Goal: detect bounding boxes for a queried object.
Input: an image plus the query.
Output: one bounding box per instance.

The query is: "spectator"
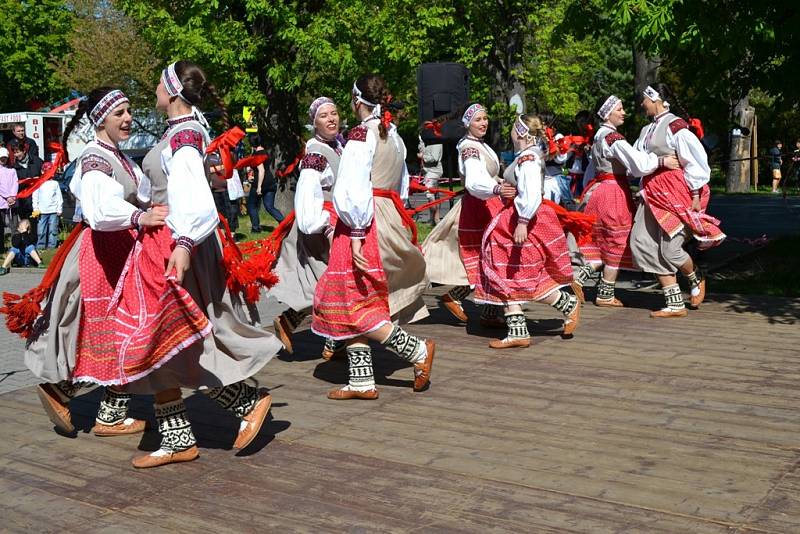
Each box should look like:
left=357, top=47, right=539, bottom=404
left=791, top=139, right=800, bottom=182
left=31, top=168, right=63, bottom=249
left=769, top=140, right=783, bottom=193
left=0, top=218, right=43, bottom=275
left=0, top=147, right=18, bottom=254
left=417, top=136, right=443, bottom=224
left=7, top=123, right=39, bottom=164
left=246, top=134, right=284, bottom=232
left=8, top=138, right=43, bottom=228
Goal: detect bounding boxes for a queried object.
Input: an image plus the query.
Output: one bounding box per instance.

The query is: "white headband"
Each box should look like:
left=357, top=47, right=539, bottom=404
left=643, top=86, right=670, bottom=108
left=513, top=115, right=530, bottom=138
left=162, top=62, right=183, bottom=97
left=597, top=95, right=621, bottom=120
left=308, top=96, right=336, bottom=123
left=352, top=82, right=381, bottom=120
left=462, top=103, right=486, bottom=127
left=89, top=90, right=129, bottom=127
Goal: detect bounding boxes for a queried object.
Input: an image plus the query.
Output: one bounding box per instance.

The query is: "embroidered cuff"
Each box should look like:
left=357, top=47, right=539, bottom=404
left=493, top=184, right=502, bottom=196
left=517, top=216, right=531, bottom=225
left=176, top=236, right=195, bottom=252
left=324, top=224, right=335, bottom=239
left=130, top=209, right=144, bottom=228
left=349, top=227, right=366, bottom=239
left=691, top=188, right=700, bottom=197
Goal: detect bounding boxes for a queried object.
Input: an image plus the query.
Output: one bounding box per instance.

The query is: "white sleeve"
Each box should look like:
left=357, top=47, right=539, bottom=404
left=333, top=128, right=377, bottom=237
left=55, top=187, right=63, bottom=213
left=295, top=168, right=329, bottom=235
left=76, top=170, right=138, bottom=232
left=166, top=146, right=219, bottom=244
left=32, top=188, right=40, bottom=211
left=671, top=129, right=710, bottom=190
left=609, top=139, right=660, bottom=177
left=514, top=159, right=543, bottom=221
left=464, top=156, right=499, bottom=200
left=134, top=164, right=151, bottom=206
left=400, top=162, right=410, bottom=202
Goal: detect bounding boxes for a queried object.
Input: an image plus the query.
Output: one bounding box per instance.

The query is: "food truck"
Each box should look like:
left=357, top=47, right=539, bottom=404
left=0, top=110, right=81, bottom=161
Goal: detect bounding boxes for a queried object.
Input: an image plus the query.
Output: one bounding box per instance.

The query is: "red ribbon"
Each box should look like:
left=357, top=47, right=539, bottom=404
left=16, top=142, right=66, bottom=199
left=206, top=126, right=245, bottom=180
left=235, top=154, right=269, bottom=170
left=422, top=120, right=443, bottom=137
left=276, top=148, right=305, bottom=178
left=373, top=188, right=419, bottom=246
left=556, top=134, right=591, bottom=156
left=688, top=117, right=705, bottom=140
left=406, top=179, right=463, bottom=216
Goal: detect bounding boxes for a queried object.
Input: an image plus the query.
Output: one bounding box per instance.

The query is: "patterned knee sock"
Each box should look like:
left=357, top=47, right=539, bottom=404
left=686, top=269, right=702, bottom=296
left=283, top=308, right=309, bottom=331
left=663, top=283, right=685, bottom=310
left=551, top=290, right=578, bottom=317
left=206, top=382, right=259, bottom=418
left=480, top=304, right=501, bottom=321
left=448, top=285, right=471, bottom=302
left=505, top=313, right=529, bottom=339
left=154, top=399, right=196, bottom=453
left=347, top=343, right=375, bottom=391
left=381, top=325, right=426, bottom=363
left=596, top=278, right=616, bottom=301
left=323, top=338, right=345, bottom=354
left=574, top=264, right=596, bottom=287
left=95, top=388, right=131, bottom=426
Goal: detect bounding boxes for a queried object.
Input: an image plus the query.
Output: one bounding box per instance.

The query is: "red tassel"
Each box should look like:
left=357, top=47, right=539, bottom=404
left=206, top=127, right=246, bottom=180
left=17, top=142, right=66, bottom=199
left=422, top=120, right=443, bottom=137
left=381, top=109, right=394, bottom=130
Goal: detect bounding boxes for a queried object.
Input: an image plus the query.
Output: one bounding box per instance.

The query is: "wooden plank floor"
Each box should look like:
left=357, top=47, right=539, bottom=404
left=1, top=290, right=799, bottom=533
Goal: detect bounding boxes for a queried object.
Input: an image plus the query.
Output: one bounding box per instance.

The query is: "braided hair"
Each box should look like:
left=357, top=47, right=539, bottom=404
left=172, top=60, right=229, bottom=129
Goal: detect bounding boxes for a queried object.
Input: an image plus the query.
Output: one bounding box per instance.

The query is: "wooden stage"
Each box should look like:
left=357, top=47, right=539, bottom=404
left=1, top=290, right=799, bottom=533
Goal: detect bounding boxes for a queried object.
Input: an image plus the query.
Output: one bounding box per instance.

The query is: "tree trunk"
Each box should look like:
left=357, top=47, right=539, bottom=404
left=726, top=96, right=755, bottom=193
left=633, top=48, right=660, bottom=103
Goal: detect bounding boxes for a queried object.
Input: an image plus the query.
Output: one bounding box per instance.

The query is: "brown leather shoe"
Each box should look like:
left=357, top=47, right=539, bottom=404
left=92, top=418, right=147, bottom=437
left=234, top=389, right=272, bottom=450
left=273, top=314, right=294, bottom=354
left=595, top=297, right=624, bottom=308
left=571, top=281, right=585, bottom=304
left=441, top=294, right=468, bottom=322
left=36, top=384, right=74, bottom=433
left=413, top=340, right=436, bottom=392
left=650, top=307, right=688, bottom=318
left=689, top=279, right=706, bottom=308
left=132, top=446, right=199, bottom=468
left=327, top=387, right=379, bottom=400
left=562, top=301, right=581, bottom=336
left=489, top=337, right=531, bottom=349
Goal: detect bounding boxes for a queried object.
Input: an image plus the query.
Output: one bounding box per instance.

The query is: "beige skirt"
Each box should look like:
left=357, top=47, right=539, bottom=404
left=421, top=199, right=469, bottom=286
left=630, top=202, right=690, bottom=275
left=269, top=222, right=329, bottom=313
left=374, top=197, right=429, bottom=324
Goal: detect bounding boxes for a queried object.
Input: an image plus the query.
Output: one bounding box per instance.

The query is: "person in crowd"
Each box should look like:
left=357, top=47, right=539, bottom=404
left=417, top=136, right=444, bottom=224
left=32, top=171, right=63, bottom=249
left=0, top=218, right=43, bottom=274
left=7, top=123, right=39, bottom=163
left=246, top=134, right=284, bottom=231
left=0, top=147, right=18, bottom=254
left=769, top=140, right=783, bottom=193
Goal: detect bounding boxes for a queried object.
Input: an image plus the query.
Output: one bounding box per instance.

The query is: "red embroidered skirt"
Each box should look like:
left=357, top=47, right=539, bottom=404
left=582, top=173, right=636, bottom=270
left=72, top=226, right=212, bottom=385
left=641, top=169, right=725, bottom=249
left=311, top=219, right=390, bottom=340
left=474, top=202, right=573, bottom=305
left=457, top=193, right=504, bottom=286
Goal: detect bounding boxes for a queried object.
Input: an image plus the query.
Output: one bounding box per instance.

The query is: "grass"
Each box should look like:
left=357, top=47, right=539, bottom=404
left=709, top=235, right=800, bottom=297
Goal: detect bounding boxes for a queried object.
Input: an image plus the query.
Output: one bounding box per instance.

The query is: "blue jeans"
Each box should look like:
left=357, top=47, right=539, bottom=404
left=37, top=213, right=59, bottom=249
left=247, top=187, right=284, bottom=230
left=10, top=244, right=36, bottom=266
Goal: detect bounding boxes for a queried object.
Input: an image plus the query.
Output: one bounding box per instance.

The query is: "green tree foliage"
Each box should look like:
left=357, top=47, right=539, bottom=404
left=0, top=0, right=74, bottom=110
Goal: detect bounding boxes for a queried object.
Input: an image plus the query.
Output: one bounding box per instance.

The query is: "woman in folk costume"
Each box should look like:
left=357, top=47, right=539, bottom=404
left=571, top=96, right=680, bottom=307
left=17, top=88, right=174, bottom=439
left=630, top=83, right=725, bottom=318
left=117, top=60, right=282, bottom=467
left=271, top=97, right=346, bottom=359
left=423, top=103, right=515, bottom=326
left=475, top=115, right=580, bottom=349
left=312, top=74, right=435, bottom=400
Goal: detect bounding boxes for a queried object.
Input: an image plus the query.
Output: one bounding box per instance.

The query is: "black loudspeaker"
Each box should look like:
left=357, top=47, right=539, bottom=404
left=417, top=62, right=469, bottom=144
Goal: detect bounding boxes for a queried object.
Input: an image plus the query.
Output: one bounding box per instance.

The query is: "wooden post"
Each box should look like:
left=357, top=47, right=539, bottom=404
left=726, top=97, right=756, bottom=193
